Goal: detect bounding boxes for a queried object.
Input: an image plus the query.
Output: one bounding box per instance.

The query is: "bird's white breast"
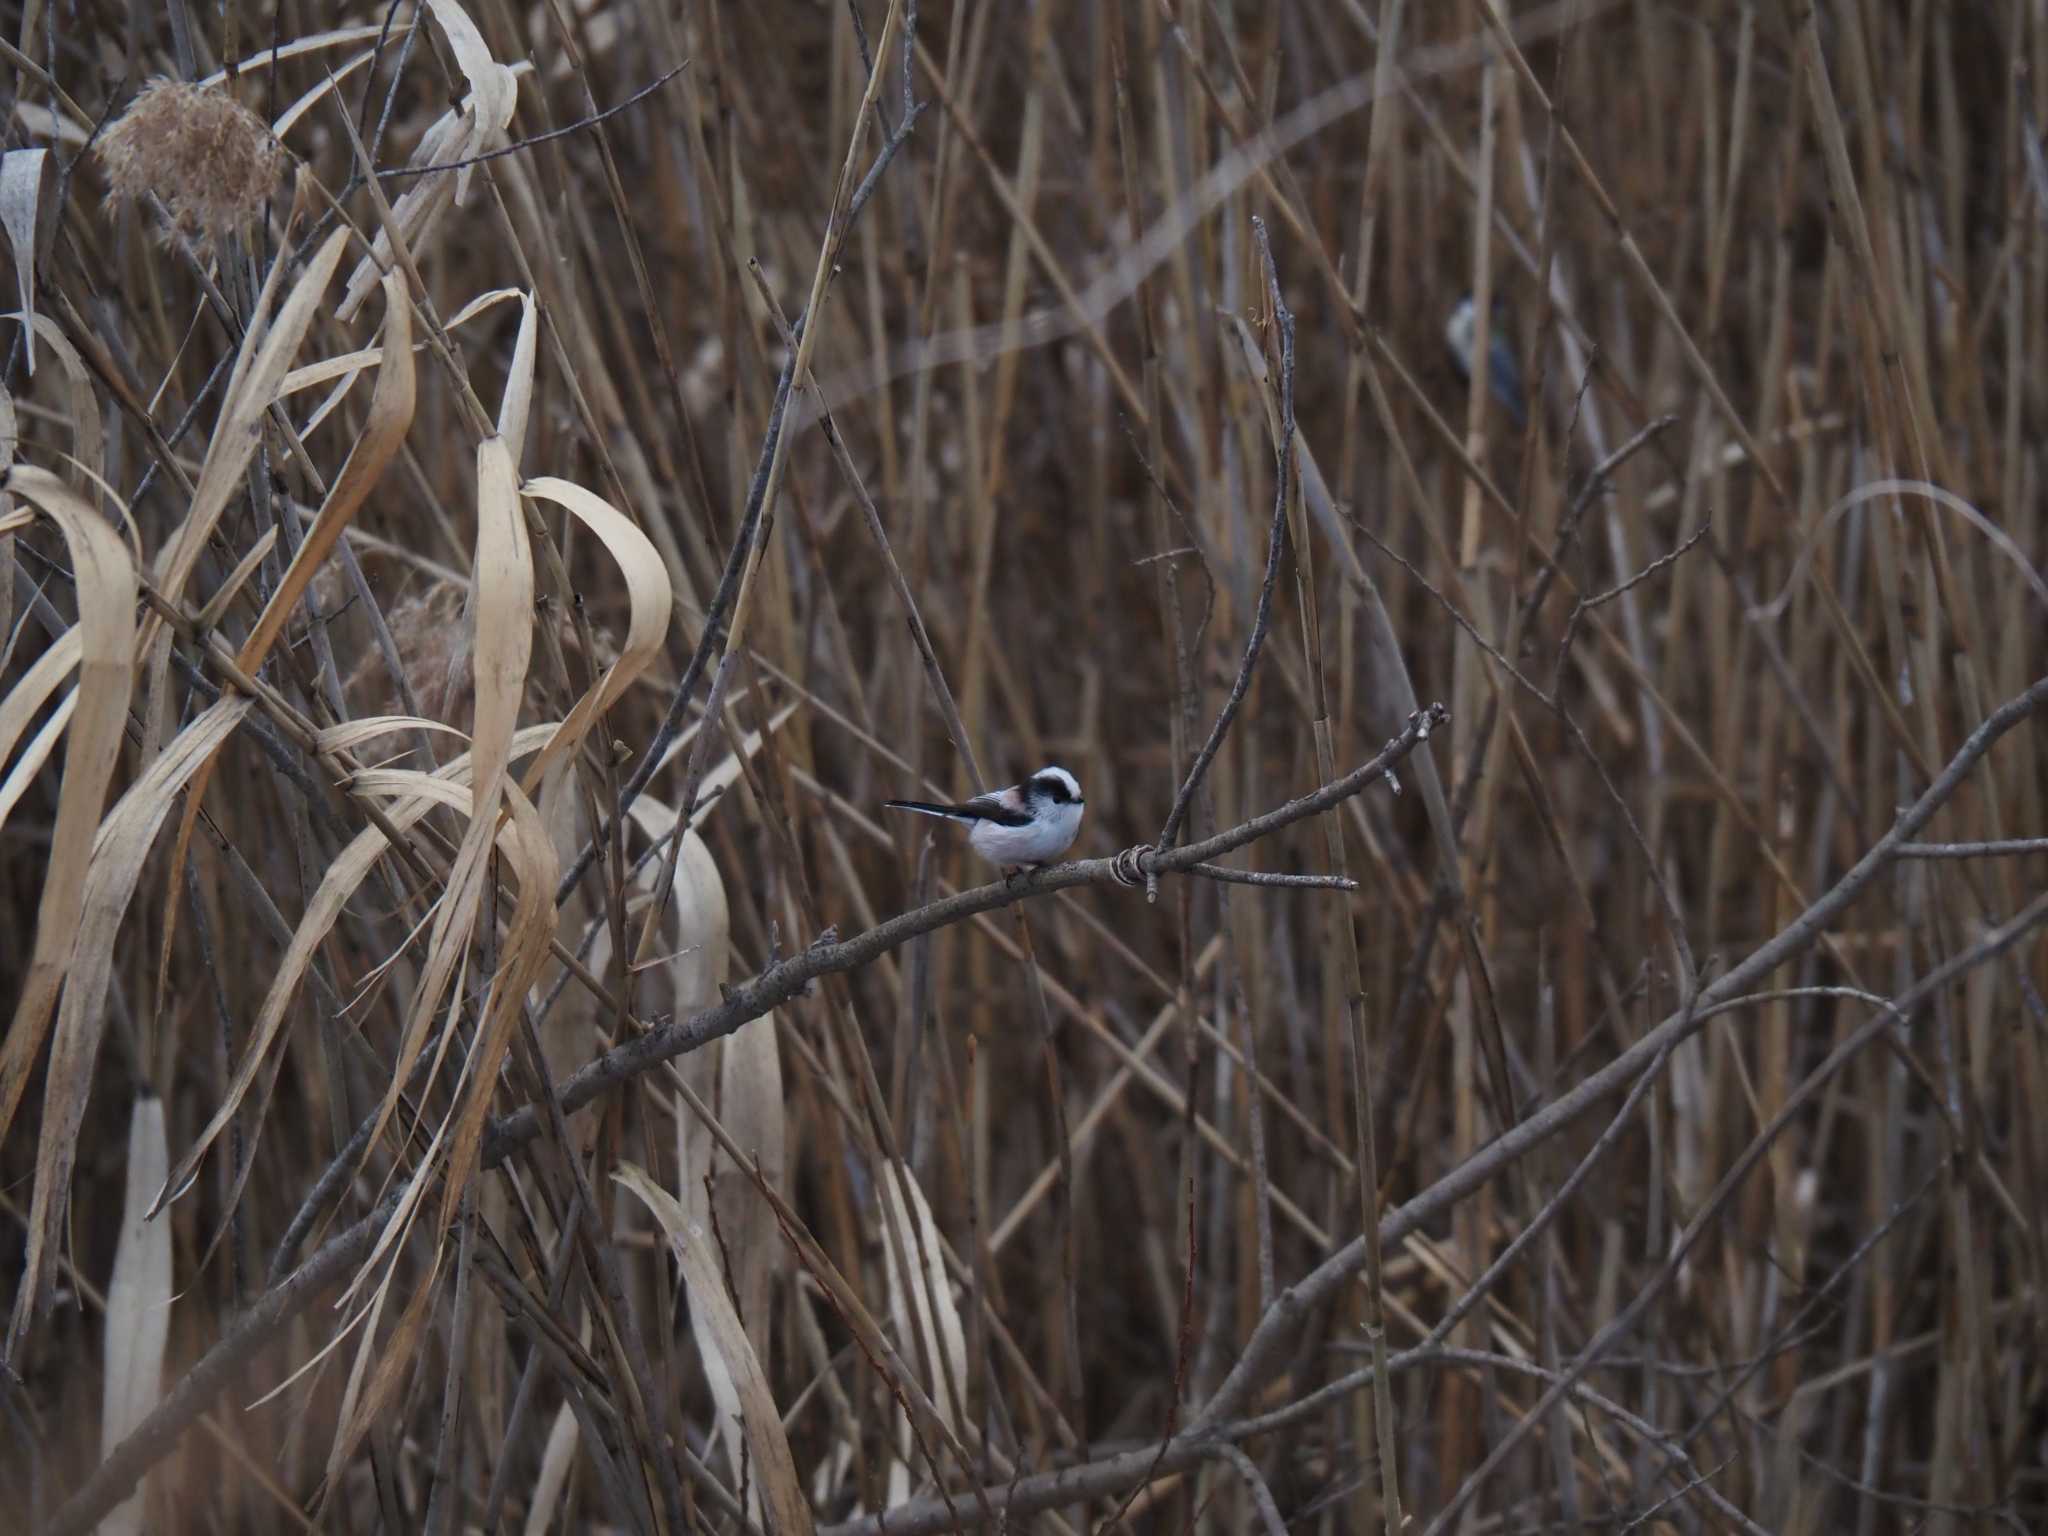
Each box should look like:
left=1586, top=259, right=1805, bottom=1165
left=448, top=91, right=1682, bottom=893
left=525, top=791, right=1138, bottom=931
left=968, top=799, right=1083, bottom=865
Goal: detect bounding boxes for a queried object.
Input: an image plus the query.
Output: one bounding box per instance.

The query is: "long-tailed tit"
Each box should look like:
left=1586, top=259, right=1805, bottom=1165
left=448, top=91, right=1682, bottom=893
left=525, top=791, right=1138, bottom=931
left=884, top=766, right=1085, bottom=868
left=1445, top=293, right=1528, bottom=431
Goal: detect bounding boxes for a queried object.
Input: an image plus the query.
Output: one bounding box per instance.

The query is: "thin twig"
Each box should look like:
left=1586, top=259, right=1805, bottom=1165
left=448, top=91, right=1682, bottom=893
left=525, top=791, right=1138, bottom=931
left=47, top=673, right=2048, bottom=1536
left=1206, top=1443, right=1288, bottom=1536
left=1423, top=883, right=2048, bottom=1535
left=1182, top=864, right=1357, bottom=890
left=42, top=710, right=1445, bottom=1536
left=373, top=64, right=690, bottom=180
left=1895, top=838, right=2048, bottom=859
left=1156, top=216, right=1295, bottom=854
left=1198, top=675, right=2048, bottom=1434
left=1553, top=515, right=1712, bottom=695
left=553, top=95, right=924, bottom=911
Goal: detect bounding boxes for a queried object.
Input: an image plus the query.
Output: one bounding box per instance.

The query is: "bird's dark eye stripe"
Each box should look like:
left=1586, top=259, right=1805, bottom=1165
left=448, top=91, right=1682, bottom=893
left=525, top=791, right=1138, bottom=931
left=1031, top=773, right=1071, bottom=803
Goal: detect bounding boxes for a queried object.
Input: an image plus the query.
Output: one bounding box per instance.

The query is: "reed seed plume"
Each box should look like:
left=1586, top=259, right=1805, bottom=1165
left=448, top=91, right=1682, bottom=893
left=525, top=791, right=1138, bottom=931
left=94, top=79, right=286, bottom=247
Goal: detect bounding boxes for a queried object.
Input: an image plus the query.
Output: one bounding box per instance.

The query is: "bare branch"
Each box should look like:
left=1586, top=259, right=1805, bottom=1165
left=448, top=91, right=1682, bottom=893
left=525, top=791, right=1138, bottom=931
left=1156, top=217, right=1296, bottom=853
left=1895, top=837, right=2048, bottom=859
left=41, top=708, right=1446, bottom=1536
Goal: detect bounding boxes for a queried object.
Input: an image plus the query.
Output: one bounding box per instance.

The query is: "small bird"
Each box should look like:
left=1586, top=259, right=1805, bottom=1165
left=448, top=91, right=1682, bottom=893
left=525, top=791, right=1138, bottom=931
left=884, top=766, right=1086, bottom=869
left=1445, top=293, right=1528, bottom=432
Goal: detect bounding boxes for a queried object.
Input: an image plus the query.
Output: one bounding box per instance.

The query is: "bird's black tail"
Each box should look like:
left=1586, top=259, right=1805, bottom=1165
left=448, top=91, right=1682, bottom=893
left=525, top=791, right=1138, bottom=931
left=883, top=799, right=968, bottom=821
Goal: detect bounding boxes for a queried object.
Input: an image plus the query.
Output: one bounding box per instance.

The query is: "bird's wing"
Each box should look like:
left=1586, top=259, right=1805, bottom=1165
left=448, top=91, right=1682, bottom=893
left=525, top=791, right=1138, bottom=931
left=959, top=793, right=1034, bottom=827
left=1488, top=342, right=1527, bottom=428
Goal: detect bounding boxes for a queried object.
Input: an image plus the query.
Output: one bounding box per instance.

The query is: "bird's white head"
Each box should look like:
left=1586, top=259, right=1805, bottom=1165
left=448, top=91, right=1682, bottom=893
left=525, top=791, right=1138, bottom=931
left=1444, top=295, right=1477, bottom=362
left=1025, top=766, right=1083, bottom=807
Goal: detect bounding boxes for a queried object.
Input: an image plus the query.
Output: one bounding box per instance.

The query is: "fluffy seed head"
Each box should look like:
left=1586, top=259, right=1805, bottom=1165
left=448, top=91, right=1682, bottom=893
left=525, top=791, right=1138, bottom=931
left=95, top=79, right=285, bottom=246
left=352, top=579, right=474, bottom=725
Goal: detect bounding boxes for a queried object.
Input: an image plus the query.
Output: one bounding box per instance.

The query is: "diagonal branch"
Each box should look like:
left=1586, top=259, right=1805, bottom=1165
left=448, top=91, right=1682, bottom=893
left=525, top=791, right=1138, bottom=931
left=1198, top=673, right=2048, bottom=1433
left=40, top=705, right=1445, bottom=1536
left=48, top=670, right=2042, bottom=1536
left=1156, top=217, right=1296, bottom=853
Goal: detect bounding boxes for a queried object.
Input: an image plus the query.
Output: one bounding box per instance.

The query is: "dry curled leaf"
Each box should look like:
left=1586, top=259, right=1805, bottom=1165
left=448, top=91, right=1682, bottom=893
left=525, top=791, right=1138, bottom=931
left=7, top=696, right=249, bottom=1348
left=0, top=149, right=55, bottom=371
left=0, top=468, right=138, bottom=1184
left=878, top=1164, right=967, bottom=1436
left=614, top=1163, right=813, bottom=1536
left=100, top=1096, right=172, bottom=1536
left=336, top=0, right=523, bottom=320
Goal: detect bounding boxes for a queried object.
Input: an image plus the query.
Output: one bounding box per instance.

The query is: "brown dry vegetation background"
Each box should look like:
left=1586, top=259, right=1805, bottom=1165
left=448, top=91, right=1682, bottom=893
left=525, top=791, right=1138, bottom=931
left=1, top=0, right=2046, bottom=1532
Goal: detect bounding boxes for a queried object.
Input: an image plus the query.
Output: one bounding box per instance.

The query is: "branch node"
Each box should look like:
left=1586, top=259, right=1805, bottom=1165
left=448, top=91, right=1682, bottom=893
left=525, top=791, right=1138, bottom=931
left=1110, top=843, right=1156, bottom=890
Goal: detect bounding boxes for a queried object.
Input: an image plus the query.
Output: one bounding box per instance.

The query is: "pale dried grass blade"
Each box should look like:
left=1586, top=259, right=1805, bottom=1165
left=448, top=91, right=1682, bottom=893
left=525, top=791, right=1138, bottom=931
left=152, top=225, right=350, bottom=611
left=347, top=771, right=486, bottom=806
left=316, top=714, right=469, bottom=755
left=619, top=795, right=727, bottom=1002
left=266, top=47, right=377, bottom=142
left=138, top=225, right=348, bottom=758
left=585, top=800, right=724, bottom=1034
left=336, top=4, right=521, bottom=319
left=428, top=780, right=557, bottom=1233
left=100, top=1094, right=173, bottom=1536
left=0, top=148, right=54, bottom=372
left=1669, top=1033, right=1712, bottom=1217
left=315, top=787, right=553, bottom=1499
left=602, top=795, right=782, bottom=1501
left=534, top=757, right=593, bottom=1096
left=195, top=25, right=388, bottom=87
left=280, top=345, right=383, bottom=403
left=321, top=1245, right=444, bottom=1503
left=191, top=525, right=278, bottom=632
left=0, top=684, right=75, bottom=826
left=0, top=623, right=81, bottom=807
left=331, top=344, right=548, bottom=1301
left=879, top=1164, right=967, bottom=1435
left=6, top=694, right=250, bottom=1348
left=496, top=289, right=537, bottom=460
left=518, top=476, right=673, bottom=789
left=327, top=421, right=534, bottom=1236
left=522, top=1403, right=580, bottom=1536
left=423, top=0, right=518, bottom=205
left=711, top=1012, right=783, bottom=1360
left=337, top=111, right=462, bottom=322
left=0, top=467, right=136, bottom=1155
left=1754, top=477, right=2048, bottom=621
left=0, top=474, right=17, bottom=669
left=247, top=271, right=417, bottom=667
left=150, top=265, right=417, bottom=1139
left=13, top=101, right=89, bottom=146
left=446, top=287, right=527, bottom=330
left=154, top=724, right=558, bottom=1216
left=470, top=432, right=533, bottom=804
left=6, top=312, right=104, bottom=488
left=615, top=1163, right=813, bottom=1536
